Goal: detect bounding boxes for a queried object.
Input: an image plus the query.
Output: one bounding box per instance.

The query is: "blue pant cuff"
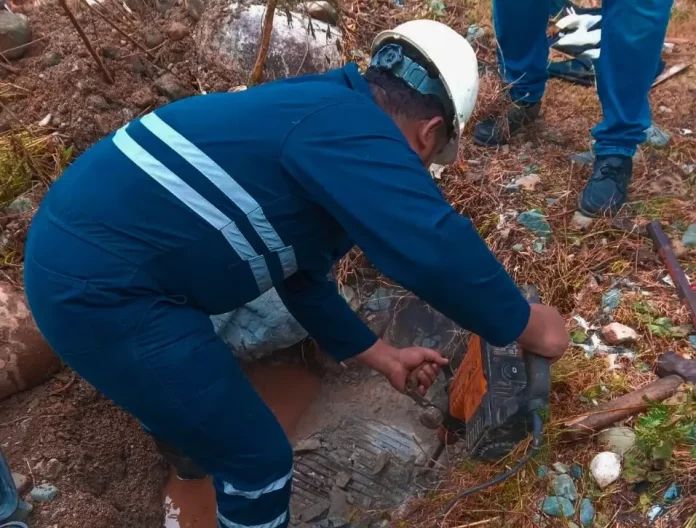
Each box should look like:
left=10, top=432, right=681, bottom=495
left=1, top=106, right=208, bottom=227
left=593, top=145, right=636, bottom=158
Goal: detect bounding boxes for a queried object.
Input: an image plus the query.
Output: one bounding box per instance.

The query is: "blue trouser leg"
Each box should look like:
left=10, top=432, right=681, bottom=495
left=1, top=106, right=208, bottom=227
left=592, top=0, right=674, bottom=157
left=493, top=0, right=551, bottom=103
left=25, top=258, right=293, bottom=528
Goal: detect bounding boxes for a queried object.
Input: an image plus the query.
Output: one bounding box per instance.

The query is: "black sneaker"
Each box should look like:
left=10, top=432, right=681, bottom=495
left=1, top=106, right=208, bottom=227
left=473, top=101, right=542, bottom=146
left=578, top=155, right=632, bottom=217
left=153, top=438, right=207, bottom=481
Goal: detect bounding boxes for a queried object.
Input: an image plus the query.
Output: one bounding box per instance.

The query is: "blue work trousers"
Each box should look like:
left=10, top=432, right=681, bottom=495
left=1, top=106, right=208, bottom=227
left=24, top=224, right=292, bottom=528
left=492, top=0, right=673, bottom=157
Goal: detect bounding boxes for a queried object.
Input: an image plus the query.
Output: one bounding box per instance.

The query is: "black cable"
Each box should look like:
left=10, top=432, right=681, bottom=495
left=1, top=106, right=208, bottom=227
left=442, top=413, right=544, bottom=515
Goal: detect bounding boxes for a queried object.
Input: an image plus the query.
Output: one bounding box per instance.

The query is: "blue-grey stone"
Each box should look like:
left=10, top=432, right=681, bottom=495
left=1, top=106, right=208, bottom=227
left=541, top=496, right=574, bottom=517
left=571, top=151, right=594, bottom=166
left=30, top=484, right=59, bottom=502
left=504, top=183, right=521, bottom=193
left=512, top=244, right=524, bottom=252
left=532, top=238, right=546, bottom=254
left=518, top=210, right=552, bottom=238
left=552, top=462, right=570, bottom=474
left=570, top=464, right=583, bottom=480
left=466, top=24, right=485, bottom=43
left=689, top=335, right=696, bottom=350
left=682, top=223, right=696, bottom=248
left=602, top=289, right=621, bottom=311
left=551, top=474, right=578, bottom=501
left=579, top=498, right=595, bottom=526
left=643, top=125, right=671, bottom=148
left=663, top=482, right=680, bottom=502
left=365, top=288, right=396, bottom=312
left=537, top=465, right=549, bottom=479
left=5, top=197, right=32, bottom=214
left=648, top=505, right=664, bottom=522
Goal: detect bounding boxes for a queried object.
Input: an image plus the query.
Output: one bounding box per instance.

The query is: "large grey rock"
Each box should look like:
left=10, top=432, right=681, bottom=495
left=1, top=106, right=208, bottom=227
left=0, top=12, right=32, bottom=60
left=196, top=2, right=342, bottom=81
left=211, top=288, right=308, bottom=361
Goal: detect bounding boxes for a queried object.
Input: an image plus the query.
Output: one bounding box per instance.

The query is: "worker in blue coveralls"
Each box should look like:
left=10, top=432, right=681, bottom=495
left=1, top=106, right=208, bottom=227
left=473, top=0, right=673, bottom=216
left=24, top=20, right=568, bottom=528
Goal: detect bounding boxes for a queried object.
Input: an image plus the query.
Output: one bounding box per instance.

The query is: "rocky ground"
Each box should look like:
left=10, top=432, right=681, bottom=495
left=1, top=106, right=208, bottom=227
left=0, top=0, right=695, bottom=527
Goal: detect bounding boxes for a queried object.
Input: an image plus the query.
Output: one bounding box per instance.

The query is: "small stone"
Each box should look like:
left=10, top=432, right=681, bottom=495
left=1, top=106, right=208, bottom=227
left=663, top=482, right=680, bottom=501
left=466, top=24, right=485, bottom=43
left=299, top=500, right=330, bottom=522
left=335, top=471, right=351, bottom=489
left=537, top=465, right=549, bottom=479
left=504, top=183, right=521, bottom=193
left=541, top=496, right=574, bottom=517
left=601, top=323, right=638, bottom=345
left=579, top=498, right=595, bottom=526
left=552, top=462, right=570, bottom=474
left=571, top=151, right=594, bottom=166
left=570, top=464, right=582, bottom=479
left=130, top=87, right=155, bottom=109
left=45, top=458, right=63, bottom=479
left=154, top=73, right=187, bottom=101
left=185, top=0, right=204, bottom=20
left=43, top=51, right=62, bottom=67
left=364, top=288, right=395, bottom=312
left=372, top=451, right=390, bottom=475
left=38, top=113, right=52, bottom=127
left=131, top=57, right=149, bottom=77
left=659, top=105, right=672, bottom=114
left=328, top=486, right=349, bottom=519
left=682, top=223, right=696, bottom=248
left=601, top=289, right=621, bottom=311
left=143, top=28, right=165, bottom=49
left=568, top=523, right=579, bottom=528
left=516, top=173, right=541, bottom=191
left=294, top=437, right=321, bottom=453
left=5, top=197, right=32, bottom=214
left=532, top=238, right=546, bottom=254
left=167, top=22, right=190, bottom=41
left=643, top=125, right=671, bottom=148
left=518, top=210, right=552, bottom=237
left=550, top=473, right=578, bottom=501
left=0, top=12, right=32, bottom=60
left=30, top=483, right=59, bottom=502
left=688, top=335, right=696, bottom=350
left=590, top=451, right=621, bottom=489
left=501, top=144, right=510, bottom=154
left=11, top=472, right=30, bottom=495
left=672, top=239, right=688, bottom=258
left=9, top=501, right=32, bottom=522
left=304, top=1, right=338, bottom=24
left=570, top=211, right=594, bottom=231
left=512, top=244, right=524, bottom=252
left=86, top=94, right=109, bottom=111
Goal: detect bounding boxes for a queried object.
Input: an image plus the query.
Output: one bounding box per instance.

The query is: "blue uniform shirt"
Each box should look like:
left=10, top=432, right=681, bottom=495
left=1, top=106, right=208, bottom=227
left=28, top=63, right=530, bottom=362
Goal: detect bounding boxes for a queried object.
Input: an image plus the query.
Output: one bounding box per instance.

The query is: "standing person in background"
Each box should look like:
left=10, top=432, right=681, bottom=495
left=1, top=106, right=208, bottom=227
left=473, top=0, right=673, bottom=216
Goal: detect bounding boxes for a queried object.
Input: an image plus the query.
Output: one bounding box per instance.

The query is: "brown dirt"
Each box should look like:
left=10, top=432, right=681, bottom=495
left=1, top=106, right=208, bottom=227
left=0, top=372, right=169, bottom=527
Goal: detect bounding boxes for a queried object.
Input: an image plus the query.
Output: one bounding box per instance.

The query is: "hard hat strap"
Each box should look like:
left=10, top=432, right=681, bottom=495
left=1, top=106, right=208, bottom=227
left=370, top=43, right=455, bottom=128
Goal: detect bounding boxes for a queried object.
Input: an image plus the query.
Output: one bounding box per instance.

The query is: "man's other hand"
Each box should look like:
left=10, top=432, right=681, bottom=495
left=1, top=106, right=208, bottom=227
left=356, top=338, right=448, bottom=394
left=516, top=303, right=569, bottom=362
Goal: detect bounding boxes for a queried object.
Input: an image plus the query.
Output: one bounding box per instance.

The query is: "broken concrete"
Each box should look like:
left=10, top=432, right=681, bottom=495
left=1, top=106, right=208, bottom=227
left=196, top=2, right=342, bottom=80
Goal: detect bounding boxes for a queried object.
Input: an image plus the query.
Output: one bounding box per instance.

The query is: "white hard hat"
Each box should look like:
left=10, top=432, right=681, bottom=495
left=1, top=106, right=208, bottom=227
left=372, top=20, right=479, bottom=165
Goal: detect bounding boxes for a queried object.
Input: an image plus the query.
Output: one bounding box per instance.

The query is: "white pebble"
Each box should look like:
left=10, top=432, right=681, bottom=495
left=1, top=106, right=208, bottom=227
left=590, top=451, right=621, bottom=489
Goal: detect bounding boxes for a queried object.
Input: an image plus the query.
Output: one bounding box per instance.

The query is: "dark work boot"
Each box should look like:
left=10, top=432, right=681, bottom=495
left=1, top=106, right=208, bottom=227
left=473, top=101, right=542, bottom=146
left=153, top=438, right=207, bottom=481
left=578, top=155, right=632, bottom=217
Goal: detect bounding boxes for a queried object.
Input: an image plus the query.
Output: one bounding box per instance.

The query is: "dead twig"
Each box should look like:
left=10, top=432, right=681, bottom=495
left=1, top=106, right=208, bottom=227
left=49, top=371, right=77, bottom=395
left=58, top=0, right=114, bottom=84
left=248, top=0, right=278, bottom=86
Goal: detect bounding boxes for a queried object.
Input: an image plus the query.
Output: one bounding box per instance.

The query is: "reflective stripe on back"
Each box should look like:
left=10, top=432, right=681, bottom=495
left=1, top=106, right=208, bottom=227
left=112, top=126, right=272, bottom=293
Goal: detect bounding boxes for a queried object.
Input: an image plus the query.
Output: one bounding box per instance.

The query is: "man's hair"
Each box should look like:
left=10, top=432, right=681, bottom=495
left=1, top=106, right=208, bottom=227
left=364, top=66, right=450, bottom=135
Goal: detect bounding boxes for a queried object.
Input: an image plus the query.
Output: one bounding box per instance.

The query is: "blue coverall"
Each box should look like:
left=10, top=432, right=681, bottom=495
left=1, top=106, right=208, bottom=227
left=24, top=64, right=531, bottom=528
left=493, top=0, right=673, bottom=157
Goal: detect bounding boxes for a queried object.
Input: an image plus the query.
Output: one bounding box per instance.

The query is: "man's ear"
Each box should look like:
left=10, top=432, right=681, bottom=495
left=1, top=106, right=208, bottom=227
left=416, top=116, right=446, bottom=159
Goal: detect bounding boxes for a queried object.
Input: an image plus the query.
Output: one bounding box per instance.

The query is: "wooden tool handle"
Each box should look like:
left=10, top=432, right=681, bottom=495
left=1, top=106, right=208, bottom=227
left=564, top=375, right=683, bottom=439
